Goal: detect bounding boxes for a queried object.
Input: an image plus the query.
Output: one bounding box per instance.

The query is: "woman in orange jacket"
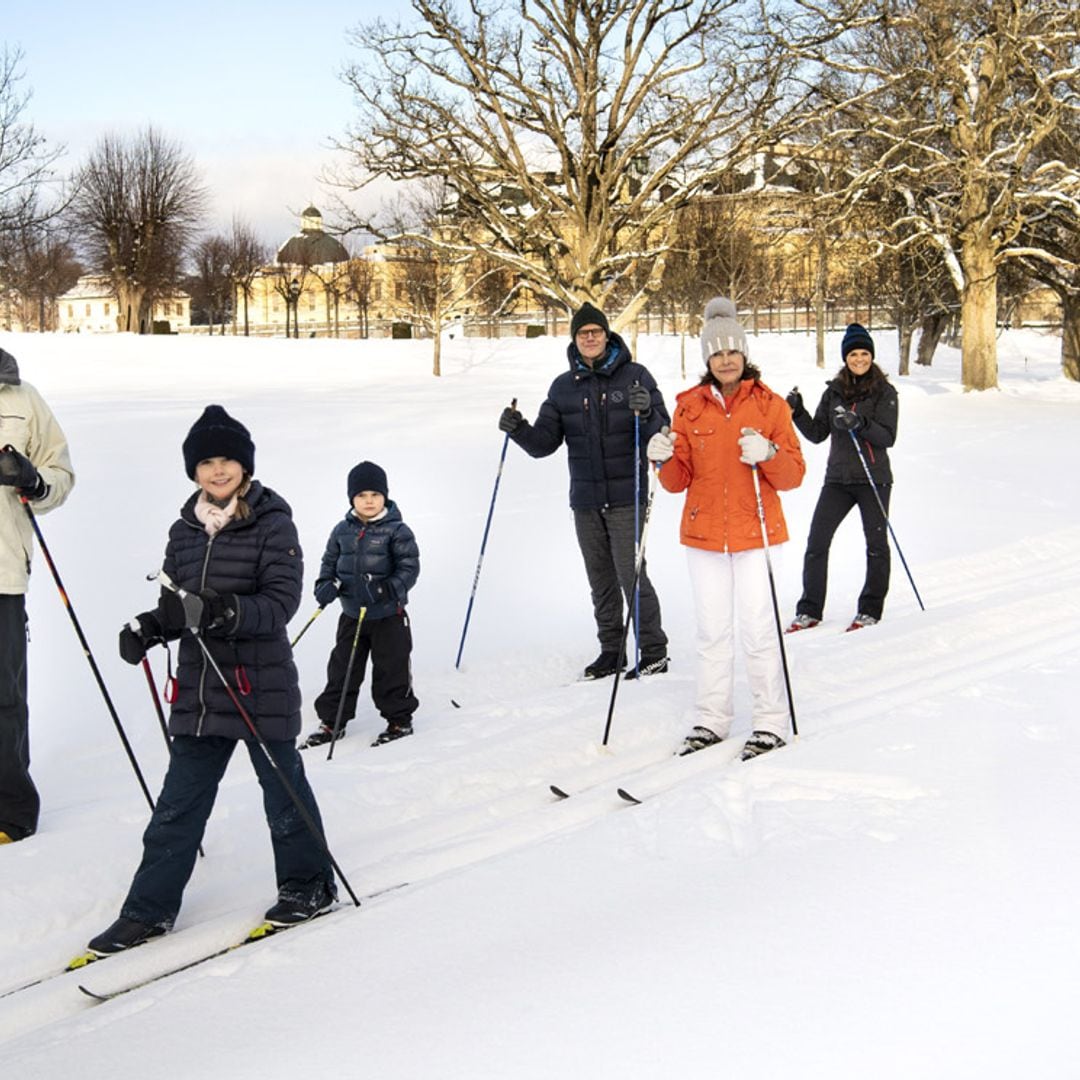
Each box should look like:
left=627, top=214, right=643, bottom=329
left=647, top=298, right=805, bottom=760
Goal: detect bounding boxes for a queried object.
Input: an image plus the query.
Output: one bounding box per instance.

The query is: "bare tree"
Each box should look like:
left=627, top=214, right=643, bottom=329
left=784, top=0, right=1080, bottom=390
left=0, top=46, right=64, bottom=235
left=228, top=217, right=269, bottom=337
left=332, top=0, right=801, bottom=326
left=0, top=212, right=81, bottom=331
left=70, top=127, right=207, bottom=333
left=189, top=234, right=233, bottom=333
left=342, top=251, right=375, bottom=338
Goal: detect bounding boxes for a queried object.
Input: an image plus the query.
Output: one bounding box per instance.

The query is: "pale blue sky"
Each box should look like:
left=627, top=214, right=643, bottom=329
left=4, top=1, right=404, bottom=245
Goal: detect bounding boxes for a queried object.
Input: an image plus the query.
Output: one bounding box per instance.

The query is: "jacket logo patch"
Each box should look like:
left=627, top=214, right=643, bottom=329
left=610, top=390, right=625, bottom=404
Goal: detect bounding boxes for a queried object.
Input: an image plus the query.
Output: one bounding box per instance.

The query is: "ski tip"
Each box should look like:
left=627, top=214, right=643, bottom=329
left=549, top=785, right=570, bottom=800
left=66, top=951, right=100, bottom=972
left=616, top=788, right=642, bottom=805
left=450, top=699, right=461, bottom=709
left=78, top=984, right=111, bottom=1002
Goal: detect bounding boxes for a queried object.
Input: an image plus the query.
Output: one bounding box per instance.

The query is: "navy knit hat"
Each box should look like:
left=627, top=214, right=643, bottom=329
left=570, top=302, right=609, bottom=338
left=841, top=323, right=875, bottom=360
left=182, top=405, right=255, bottom=479
left=348, top=461, right=388, bottom=500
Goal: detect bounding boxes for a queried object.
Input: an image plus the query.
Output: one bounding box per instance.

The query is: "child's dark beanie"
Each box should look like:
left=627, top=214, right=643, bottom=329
left=348, top=461, right=388, bottom=500
left=182, top=405, right=255, bottom=479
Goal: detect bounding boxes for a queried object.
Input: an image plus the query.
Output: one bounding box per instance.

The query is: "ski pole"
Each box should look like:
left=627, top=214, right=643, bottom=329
left=193, top=629, right=360, bottom=905
left=155, top=572, right=360, bottom=906
left=632, top=404, right=641, bottom=677
left=290, top=604, right=325, bottom=648
left=140, top=653, right=205, bottom=859
left=16, top=491, right=156, bottom=813
left=750, top=465, right=798, bottom=738
left=841, top=418, right=925, bottom=612
left=327, top=607, right=366, bottom=762
left=455, top=397, right=516, bottom=669
left=602, top=460, right=660, bottom=747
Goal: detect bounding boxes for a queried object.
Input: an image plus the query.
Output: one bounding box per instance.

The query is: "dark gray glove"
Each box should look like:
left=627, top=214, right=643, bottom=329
left=0, top=447, right=45, bottom=498
left=628, top=383, right=651, bottom=415
left=785, top=388, right=803, bottom=414
left=832, top=406, right=864, bottom=432
left=498, top=406, right=524, bottom=434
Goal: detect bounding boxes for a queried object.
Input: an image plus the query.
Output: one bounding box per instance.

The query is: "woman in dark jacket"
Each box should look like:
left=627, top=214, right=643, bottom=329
left=82, top=406, right=335, bottom=959
left=786, top=324, right=899, bottom=632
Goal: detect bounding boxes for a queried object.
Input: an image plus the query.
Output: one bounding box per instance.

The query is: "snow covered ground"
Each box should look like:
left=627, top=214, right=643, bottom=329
left=0, top=323, right=1077, bottom=1079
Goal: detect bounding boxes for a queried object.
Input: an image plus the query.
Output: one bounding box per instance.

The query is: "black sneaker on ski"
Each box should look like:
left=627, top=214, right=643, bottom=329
left=583, top=651, right=626, bottom=679
left=300, top=725, right=342, bottom=750
left=87, top=916, right=167, bottom=957
left=264, top=878, right=337, bottom=927
left=740, top=731, right=786, bottom=761
left=677, top=725, right=723, bottom=756
left=623, top=654, right=670, bottom=680
left=371, top=721, right=413, bottom=746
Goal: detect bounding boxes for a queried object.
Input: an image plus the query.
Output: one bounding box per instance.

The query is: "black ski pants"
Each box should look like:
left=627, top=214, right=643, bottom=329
left=120, top=733, right=333, bottom=929
left=573, top=504, right=667, bottom=659
left=0, top=594, right=37, bottom=841
left=796, top=481, right=891, bottom=622
left=314, top=610, right=418, bottom=730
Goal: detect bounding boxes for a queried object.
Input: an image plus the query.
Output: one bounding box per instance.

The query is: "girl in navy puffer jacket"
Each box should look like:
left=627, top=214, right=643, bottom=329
left=83, top=406, right=336, bottom=959
left=301, top=460, right=420, bottom=750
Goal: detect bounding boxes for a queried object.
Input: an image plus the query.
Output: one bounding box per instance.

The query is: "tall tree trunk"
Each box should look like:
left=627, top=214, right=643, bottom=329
left=916, top=313, right=947, bottom=366
left=897, top=318, right=913, bottom=376
left=116, top=283, right=147, bottom=333
left=1061, top=293, right=1080, bottom=382
left=959, top=240, right=998, bottom=391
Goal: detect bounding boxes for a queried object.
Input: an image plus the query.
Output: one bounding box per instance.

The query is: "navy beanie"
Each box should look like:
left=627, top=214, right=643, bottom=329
left=182, top=405, right=255, bottom=479
left=348, top=461, right=388, bottom=500
left=841, top=323, right=875, bottom=360
left=570, top=302, right=609, bottom=338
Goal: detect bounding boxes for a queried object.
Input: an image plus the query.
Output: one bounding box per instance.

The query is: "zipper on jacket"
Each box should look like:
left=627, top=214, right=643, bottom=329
left=194, top=536, right=216, bottom=736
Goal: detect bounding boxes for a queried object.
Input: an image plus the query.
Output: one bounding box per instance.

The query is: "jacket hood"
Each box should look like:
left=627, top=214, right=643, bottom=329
left=565, top=331, right=632, bottom=375
left=0, top=348, right=20, bottom=385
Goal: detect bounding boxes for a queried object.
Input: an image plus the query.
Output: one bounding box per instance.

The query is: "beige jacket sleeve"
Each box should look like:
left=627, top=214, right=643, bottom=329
left=0, top=381, right=75, bottom=593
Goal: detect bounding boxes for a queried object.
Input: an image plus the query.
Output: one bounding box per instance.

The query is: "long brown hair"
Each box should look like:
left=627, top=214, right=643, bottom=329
left=834, top=361, right=889, bottom=400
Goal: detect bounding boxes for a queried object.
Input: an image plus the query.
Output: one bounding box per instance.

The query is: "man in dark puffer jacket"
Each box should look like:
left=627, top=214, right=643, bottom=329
left=498, top=302, right=670, bottom=680
left=83, top=406, right=336, bottom=959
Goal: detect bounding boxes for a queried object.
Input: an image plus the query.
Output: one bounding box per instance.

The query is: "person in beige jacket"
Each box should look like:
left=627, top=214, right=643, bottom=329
left=0, top=346, right=75, bottom=843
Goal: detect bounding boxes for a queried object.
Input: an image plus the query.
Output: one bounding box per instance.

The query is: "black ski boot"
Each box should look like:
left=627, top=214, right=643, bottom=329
left=300, top=725, right=342, bottom=750
left=583, top=651, right=626, bottom=680
left=677, top=725, right=723, bottom=756
left=87, top=916, right=167, bottom=956
left=371, top=721, right=413, bottom=746
left=623, top=652, right=670, bottom=679
left=740, top=731, right=786, bottom=760
left=264, top=878, right=338, bottom=927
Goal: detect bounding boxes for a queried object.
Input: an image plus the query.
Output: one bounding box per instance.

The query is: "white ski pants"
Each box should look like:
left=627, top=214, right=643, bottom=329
left=686, top=546, right=790, bottom=740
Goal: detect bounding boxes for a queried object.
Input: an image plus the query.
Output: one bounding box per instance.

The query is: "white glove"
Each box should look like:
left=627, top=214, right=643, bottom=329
left=647, top=429, right=677, bottom=463
left=738, top=427, right=777, bottom=465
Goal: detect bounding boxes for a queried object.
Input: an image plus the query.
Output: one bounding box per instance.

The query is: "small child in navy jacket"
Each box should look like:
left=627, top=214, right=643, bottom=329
left=301, top=461, right=420, bottom=749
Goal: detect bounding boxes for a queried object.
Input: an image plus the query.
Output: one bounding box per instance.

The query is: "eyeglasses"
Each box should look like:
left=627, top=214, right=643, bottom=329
left=576, top=328, right=606, bottom=340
